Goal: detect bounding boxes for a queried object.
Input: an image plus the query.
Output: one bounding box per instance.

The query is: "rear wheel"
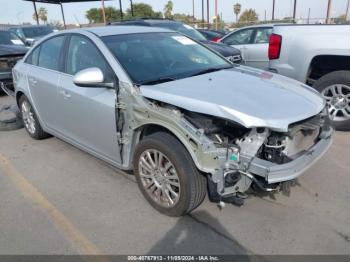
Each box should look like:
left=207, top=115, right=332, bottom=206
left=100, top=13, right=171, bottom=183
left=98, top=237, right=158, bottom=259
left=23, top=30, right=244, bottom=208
left=133, top=132, right=206, bottom=216
left=313, top=71, right=350, bottom=131
left=19, top=95, right=50, bottom=139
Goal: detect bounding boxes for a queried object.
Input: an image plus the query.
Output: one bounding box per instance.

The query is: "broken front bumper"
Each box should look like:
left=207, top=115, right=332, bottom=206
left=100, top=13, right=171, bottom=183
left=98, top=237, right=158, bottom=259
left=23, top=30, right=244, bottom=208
left=248, top=128, right=334, bottom=184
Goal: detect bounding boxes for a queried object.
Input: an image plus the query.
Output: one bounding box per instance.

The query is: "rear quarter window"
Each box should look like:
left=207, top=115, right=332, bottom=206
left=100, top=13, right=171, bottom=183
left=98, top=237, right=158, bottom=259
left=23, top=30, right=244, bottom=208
left=25, top=46, right=40, bottom=66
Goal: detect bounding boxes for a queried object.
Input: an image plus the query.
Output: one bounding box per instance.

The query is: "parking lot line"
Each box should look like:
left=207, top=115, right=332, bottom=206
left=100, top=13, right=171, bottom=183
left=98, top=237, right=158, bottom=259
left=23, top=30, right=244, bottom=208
left=0, top=152, right=108, bottom=258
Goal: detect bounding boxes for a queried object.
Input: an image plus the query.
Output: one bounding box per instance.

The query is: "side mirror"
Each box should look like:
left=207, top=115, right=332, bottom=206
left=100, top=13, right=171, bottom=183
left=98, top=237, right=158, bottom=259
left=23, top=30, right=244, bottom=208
left=73, top=67, right=114, bottom=88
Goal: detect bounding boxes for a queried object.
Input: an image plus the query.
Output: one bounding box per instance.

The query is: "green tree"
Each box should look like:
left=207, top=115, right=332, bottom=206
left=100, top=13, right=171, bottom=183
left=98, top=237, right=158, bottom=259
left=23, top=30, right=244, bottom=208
left=86, top=7, right=123, bottom=23
left=86, top=8, right=100, bottom=23
left=33, top=7, right=48, bottom=24
left=233, top=3, right=241, bottom=23
left=104, top=7, right=123, bottom=22
left=238, top=9, right=258, bottom=24
left=164, top=1, right=173, bottom=19
left=126, top=3, right=162, bottom=18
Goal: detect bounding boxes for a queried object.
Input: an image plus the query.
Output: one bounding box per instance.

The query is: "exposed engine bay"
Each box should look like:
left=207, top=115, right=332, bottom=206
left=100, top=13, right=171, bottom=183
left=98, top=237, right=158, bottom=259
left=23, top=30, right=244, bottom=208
left=179, top=107, right=332, bottom=206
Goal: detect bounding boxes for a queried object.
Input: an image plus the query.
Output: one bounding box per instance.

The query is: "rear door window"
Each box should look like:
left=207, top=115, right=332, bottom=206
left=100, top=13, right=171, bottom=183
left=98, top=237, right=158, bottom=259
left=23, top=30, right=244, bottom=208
left=25, top=46, right=40, bottom=66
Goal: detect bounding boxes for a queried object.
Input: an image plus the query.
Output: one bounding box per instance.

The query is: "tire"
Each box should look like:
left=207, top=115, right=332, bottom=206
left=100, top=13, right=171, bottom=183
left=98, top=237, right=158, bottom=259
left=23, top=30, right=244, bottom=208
left=313, top=71, right=350, bottom=131
left=18, top=95, right=50, bottom=139
left=133, top=132, right=207, bottom=216
left=0, top=105, right=24, bottom=131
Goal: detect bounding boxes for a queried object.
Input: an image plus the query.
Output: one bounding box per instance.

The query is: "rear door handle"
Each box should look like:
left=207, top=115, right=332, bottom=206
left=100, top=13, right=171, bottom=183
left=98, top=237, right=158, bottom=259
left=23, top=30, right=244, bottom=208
left=59, top=90, right=71, bottom=100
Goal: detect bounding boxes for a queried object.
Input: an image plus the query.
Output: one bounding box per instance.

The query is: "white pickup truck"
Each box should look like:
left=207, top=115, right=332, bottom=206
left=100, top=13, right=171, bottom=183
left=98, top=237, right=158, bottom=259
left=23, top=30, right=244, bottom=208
left=268, top=24, right=350, bottom=131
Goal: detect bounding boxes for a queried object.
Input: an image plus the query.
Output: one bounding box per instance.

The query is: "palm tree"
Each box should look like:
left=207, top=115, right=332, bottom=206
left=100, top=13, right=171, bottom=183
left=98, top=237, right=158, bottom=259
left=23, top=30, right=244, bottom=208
left=234, top=3, right=241, bottom=23
left=33, top=7, right=48, bottom=24
left=164, top=1, right=173, bottom=19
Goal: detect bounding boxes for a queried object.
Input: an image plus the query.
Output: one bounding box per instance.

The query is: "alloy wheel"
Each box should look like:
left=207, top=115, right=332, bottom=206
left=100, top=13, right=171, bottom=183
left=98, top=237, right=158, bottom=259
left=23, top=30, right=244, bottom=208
left=322, top=84, right=350, bottom=122
left=21, top=100, right=36, bottom=134
left=138, top=149, right=180, bottom=207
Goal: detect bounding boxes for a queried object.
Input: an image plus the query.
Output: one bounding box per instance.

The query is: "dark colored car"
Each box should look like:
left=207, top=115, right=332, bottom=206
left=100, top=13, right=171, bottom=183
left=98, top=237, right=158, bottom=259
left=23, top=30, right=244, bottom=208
left=9, top=25, right=53, bottom=46
left=0, top=30, right=28, bottom=95
left=110, top=19, right=242, bottom=64
left=197, top=29, right=226, bottom=42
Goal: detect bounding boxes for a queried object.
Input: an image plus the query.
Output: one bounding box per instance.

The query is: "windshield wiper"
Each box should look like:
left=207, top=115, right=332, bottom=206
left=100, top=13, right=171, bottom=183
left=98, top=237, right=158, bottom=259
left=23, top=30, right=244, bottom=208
left=140, top=77, right=177, bottom=86
left=190, top=65, right=233, bottom=77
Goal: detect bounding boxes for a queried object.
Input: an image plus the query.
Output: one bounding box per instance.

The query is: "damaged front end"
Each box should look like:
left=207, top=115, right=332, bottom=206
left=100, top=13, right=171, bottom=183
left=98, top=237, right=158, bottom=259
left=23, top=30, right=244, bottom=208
left=181, top=107, right=333, bottom=206
left=118, top=82, right=333, bottom=207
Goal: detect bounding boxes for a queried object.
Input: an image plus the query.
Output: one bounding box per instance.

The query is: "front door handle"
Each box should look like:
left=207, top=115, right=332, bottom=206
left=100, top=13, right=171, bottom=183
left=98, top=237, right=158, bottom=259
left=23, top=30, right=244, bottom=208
left=59, top=90, right=71, bottom=100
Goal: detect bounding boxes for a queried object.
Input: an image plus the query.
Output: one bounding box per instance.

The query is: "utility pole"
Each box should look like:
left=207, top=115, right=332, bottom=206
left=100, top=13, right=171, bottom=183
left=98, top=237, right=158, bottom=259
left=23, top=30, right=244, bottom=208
left=130, top=0, right=134, bottom=17
left=118, top=0, right=123, bottom=20
left=307, top=8, right=311, bottom=24
left=272, top=0, right=275, bottom=21
left=264, top=10, right=267, bottom=21
left=293, top=0, right=297, bottom=22
left=192, top=0, right=195, bottom=22
left=207, top=0, right=210, bottom=29
left=215, top=0, right=218, bottom=30
left=32, top=0, right=39, bottom=25
left=202, top=0, right=204, bottom=27
left=101, top=0, right=106, bottom=24
left=346, top=0, right=350, bottom=23
left=60, top=3, right=67, bottom=29
left=326, top=0, right=332, bottom=24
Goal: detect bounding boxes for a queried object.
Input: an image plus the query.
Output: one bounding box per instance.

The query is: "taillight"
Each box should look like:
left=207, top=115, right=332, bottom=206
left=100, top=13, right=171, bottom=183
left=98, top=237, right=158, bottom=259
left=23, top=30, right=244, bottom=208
left=211, top=37, right=221, bottom=43
left=268, top=33, right=282, bottom=60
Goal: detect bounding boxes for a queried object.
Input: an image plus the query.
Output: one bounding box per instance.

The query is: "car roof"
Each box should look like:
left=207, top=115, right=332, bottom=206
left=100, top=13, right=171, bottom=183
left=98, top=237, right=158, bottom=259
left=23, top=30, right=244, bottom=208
left=66, top=25, right=174, bottom=37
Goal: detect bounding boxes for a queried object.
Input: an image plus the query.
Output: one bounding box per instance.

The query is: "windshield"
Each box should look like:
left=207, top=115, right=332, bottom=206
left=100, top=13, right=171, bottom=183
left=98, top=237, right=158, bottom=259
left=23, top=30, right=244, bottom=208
left=102, top=32, right=231, bottom=85
left=152, top=22, right=207, bottom=41
left=0, top=31, right=24, bottom=46
left=22, top=27, right=53, bottom=38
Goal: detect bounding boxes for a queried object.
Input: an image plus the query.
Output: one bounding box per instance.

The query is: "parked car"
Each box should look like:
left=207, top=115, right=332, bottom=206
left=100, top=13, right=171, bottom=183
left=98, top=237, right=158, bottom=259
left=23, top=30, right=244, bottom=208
left=0, top=30, right=27, bottom=95
left=9, top=25, right=53, bottom=46
left=13, top=26, right=333, bottom=216
left=197, top=29, right=226, bottom=42
left=268, top=24, right=350, bottom=131
left=220, top=24, right=273, bottom=69
left=110, top=19, right=242, bottom=64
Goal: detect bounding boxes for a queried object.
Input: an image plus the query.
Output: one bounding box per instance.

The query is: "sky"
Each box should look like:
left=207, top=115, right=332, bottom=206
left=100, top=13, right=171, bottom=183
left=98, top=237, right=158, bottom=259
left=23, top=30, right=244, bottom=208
left=0, top=0, right=349, bottom=25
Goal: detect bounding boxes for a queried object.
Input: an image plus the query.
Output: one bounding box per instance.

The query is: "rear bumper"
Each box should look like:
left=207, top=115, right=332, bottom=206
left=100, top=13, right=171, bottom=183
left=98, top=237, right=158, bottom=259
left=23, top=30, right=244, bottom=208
left=248, top=128, right=334, bottom=184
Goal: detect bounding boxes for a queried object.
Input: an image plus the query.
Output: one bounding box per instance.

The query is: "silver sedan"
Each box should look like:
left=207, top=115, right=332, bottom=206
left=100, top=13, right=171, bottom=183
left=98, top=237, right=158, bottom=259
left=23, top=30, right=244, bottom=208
left=13, top=26, right=333, bottom=216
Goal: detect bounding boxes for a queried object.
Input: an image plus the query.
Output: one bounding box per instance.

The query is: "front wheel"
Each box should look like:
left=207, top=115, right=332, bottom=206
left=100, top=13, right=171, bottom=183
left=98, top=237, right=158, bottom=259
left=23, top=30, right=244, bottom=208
left=313, top=71, right=350, bottom=131
left=133, top=132, right=206, bottom=216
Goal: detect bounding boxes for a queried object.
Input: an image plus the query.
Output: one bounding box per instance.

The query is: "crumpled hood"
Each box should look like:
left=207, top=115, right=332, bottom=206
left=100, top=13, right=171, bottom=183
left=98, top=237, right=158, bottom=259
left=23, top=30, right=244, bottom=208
left=140, top=66, right=325, bottom=132
left=200, top=40, right=241, bottom=57
left=0, top=44, right=27, bottom=57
